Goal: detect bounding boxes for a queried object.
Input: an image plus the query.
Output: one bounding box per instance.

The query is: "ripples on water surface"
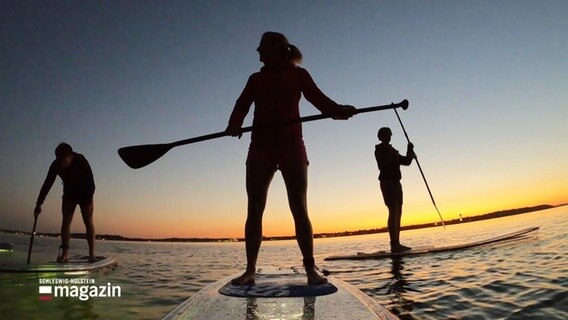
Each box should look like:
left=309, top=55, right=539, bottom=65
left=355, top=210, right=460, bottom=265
left=0, top=207, right=566, bottom=319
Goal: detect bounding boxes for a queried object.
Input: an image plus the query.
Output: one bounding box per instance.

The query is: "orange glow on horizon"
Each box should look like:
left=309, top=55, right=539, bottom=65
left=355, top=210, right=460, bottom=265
left=57, top=164, right=567, bottom=239
left=87, top=195, right=566, bottom=239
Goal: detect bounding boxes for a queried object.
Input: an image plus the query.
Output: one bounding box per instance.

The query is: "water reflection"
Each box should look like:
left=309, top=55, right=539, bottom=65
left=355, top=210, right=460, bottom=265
left=0, top=207, right=565, bottom=320
left=58, top=297, right=96, bottom=320
left=379, top=257, right=421, bottom=317
left=246, top=296, right=315, bottom=320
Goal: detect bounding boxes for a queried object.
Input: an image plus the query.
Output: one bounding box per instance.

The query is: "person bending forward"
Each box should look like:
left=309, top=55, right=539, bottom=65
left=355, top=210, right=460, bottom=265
left=34, top=143, right=96, bottom=262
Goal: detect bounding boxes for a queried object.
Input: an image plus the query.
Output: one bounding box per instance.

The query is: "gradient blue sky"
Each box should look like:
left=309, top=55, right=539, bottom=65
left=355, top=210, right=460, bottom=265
left=1, top=1, right=566, bottom=238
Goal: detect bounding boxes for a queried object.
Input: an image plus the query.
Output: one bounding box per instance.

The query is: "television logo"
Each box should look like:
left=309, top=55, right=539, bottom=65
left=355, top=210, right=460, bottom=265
left=39, top=286, right=53, bottom=301
left=38, top=279, right=121, bottom=301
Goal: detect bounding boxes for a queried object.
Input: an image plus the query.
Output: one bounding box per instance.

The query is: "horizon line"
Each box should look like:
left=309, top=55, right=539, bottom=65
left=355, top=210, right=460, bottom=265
left=2, top=203, right=562, bottom=243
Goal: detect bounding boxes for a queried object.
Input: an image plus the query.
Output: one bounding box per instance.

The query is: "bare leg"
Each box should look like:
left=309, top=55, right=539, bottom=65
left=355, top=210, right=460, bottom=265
left=396, top=205, right=411, bottom=251
left=80, top=201, right=96, bottom=261
left=390, top=205, right=410, bottom=252
left=59, top=199, right=76, bottom=262
left=281, top=163, right=326, bottom=285
left=387, top=205, right=398, bottom=250
left=232, top=164, right=275, bottom=285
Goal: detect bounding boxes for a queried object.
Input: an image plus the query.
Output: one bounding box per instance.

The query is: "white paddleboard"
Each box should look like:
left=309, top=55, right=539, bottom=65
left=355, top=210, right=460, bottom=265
left=0, top=256, right=117, bottom=273
left=0, top=243, right=14, bottom=252
left=325, top=226, right=539, bottom=261
left=162, top=266, right=398, bottom=320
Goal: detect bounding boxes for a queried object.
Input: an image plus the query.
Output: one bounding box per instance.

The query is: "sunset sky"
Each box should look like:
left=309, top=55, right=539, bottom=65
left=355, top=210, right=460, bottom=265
left=1, top=1, right=566, bottom=238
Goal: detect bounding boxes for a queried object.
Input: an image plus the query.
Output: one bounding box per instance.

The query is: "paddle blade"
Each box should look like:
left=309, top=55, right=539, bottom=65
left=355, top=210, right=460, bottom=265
left=118, top=144, right=173, bottom=169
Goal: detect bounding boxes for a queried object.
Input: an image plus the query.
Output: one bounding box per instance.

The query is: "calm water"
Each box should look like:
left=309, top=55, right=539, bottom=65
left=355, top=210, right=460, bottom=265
left=0, top=207, right=566, bottom=320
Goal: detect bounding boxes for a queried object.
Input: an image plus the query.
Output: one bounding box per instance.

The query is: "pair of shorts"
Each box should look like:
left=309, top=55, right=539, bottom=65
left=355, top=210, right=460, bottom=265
left=380, top=180, right=403, bottom=207
left=246, top=140, right=309, bottom=170
left=62, top=195, right=93, bottom=206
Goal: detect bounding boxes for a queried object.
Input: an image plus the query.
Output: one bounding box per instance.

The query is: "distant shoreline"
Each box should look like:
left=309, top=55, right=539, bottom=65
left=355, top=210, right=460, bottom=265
left=2, top=204, right=564, bottom=243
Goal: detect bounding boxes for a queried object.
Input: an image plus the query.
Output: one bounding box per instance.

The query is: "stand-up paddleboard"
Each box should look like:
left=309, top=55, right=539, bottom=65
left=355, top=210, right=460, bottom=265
left=0, top=256, right=117, bottom=273
left=162, top=266, right=398, bottom=320
left=0, top=243, right=14, bottom=252
left=325, top=226, right=539, bottom=261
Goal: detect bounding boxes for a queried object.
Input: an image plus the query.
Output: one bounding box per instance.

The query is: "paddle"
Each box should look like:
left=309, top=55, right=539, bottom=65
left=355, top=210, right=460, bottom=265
left=119, top=100, right=409, bottom=169
left=393, top=108, right=446, bottom=229
left=27, top=215, right=38, bottom=264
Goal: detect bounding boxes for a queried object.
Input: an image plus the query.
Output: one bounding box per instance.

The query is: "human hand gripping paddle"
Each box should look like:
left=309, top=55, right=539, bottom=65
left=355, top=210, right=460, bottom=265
left=27, top=205, right=41, bottom=264
left=393, top=108, right=446, bottom=229
left=118, top=100, right=409, bottom=169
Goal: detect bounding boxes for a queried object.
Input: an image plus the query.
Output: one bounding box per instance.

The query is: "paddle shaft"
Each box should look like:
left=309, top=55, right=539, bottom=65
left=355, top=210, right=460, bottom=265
left=171, top=101, right=408, bottom=148
left=393, top=108, right=446, bottom=228
left=27, top=216, right=38, bottom=264
left=118, top=100, right=408, bottom=169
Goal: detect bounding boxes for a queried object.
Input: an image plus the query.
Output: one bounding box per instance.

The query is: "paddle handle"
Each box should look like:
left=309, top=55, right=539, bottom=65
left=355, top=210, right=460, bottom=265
left=172, top=100, right=409, bottom=148
left=27, top=216, right=38, bottom=264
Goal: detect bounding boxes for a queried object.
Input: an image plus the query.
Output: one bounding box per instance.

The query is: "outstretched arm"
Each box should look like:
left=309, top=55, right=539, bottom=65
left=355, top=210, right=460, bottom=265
left=35, top=163, right=57, bottom=215
left=299, top=69, right=355, bottom=119
left=227, top=75, right=255, bottom=136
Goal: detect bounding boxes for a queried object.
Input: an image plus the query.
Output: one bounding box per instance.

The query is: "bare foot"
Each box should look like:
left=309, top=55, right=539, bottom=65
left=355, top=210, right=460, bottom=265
left=56, top=251, right=69, bottom=263
left=391, top=244, right=412, bottom=253
left=306, top=267, right=328, bottom=285
left=88, top=255, right=98, bottom=263
left=231, top=270, right=256, bottom=285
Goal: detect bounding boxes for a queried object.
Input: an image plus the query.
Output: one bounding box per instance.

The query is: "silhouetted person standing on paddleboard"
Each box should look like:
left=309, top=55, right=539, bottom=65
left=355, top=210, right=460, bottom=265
left=226, top=32, right=356, bottom=285
left=34, top=143, right=96, bottom=263
left=375, top=127, right=415, bottom=252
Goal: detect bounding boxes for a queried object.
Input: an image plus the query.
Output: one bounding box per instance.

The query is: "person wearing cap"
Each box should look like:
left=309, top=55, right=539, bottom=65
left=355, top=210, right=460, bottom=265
left=374, top=127, right=415, bottom=252
left=226, top=31, right=356, bottom=285
left=34, top=143, right=96, bottom=262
